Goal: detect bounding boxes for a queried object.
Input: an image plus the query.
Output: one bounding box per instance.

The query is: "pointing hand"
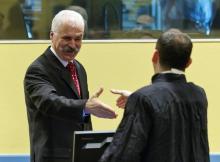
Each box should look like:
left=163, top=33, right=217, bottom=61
left=110, top=89, right=132, bottom=109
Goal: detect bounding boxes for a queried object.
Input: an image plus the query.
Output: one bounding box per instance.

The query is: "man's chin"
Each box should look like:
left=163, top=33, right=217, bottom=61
left=64, top=54, right=77, bottom=61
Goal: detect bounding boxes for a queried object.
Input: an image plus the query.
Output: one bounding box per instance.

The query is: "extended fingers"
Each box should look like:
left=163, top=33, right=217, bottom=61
left=94, top=103, right=118, bottom=119
left=111, top=89, right=132, bottom=97
left=110, top=89, right=124, bottom=95
left=98, top=107, right=118, bottom=119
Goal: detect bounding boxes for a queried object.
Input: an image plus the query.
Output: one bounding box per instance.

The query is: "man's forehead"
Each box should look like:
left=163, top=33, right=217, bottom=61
left=74, top=32, right=84, bottom=36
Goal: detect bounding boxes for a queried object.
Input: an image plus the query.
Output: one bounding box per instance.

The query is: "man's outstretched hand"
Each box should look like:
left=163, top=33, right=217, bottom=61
left=85, top=88, right=117, bottom=119
left=110, top=89, right=132, bottom=109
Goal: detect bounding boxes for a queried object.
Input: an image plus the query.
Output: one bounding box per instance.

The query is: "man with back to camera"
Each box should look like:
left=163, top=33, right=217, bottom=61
left=24, top=10, right=117, bottom=162
left=100, top=29, right=210, bottom=162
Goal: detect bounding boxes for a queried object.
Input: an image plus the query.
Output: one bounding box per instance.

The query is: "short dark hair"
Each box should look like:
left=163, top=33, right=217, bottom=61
left=156, top=29, right=193, bottom=70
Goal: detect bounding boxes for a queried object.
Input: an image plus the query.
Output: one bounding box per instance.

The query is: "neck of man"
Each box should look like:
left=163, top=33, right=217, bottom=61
left=154, top=64, right=185, bottom=74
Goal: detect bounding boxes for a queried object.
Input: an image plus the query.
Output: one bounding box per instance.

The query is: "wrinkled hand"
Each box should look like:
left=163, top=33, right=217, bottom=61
left=110, top=89, right=132, bottom=109
left=85, top=88, right=117, bottom=119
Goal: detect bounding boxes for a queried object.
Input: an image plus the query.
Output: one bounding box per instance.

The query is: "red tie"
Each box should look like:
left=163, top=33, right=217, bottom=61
left=66, top=62, right=81, bottom=96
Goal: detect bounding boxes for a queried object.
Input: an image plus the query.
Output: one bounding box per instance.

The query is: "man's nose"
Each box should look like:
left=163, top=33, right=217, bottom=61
left=68, top=39, right=76, bottom=48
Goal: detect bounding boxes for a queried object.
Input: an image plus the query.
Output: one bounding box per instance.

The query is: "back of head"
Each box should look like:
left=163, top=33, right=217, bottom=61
left=51, top=10, right=85, bottom=33
left=156, top=29, right=193, bottom=70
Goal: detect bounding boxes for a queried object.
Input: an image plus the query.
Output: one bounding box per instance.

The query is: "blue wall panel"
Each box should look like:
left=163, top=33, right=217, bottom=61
left=0, top=154, right=219, bottom=162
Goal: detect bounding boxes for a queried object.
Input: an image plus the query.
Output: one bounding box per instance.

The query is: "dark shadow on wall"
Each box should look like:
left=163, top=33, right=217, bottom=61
left=2, top=0, right=27, bottom=39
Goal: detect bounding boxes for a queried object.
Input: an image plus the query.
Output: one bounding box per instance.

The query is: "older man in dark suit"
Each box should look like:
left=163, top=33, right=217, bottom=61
left=24, top=10, right=117, bottom=162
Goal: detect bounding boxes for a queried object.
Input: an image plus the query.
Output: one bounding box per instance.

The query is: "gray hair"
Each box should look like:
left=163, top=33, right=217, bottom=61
left=66, top=6, right=88, bottom=22
left=51, top=10, right=85, bottom=33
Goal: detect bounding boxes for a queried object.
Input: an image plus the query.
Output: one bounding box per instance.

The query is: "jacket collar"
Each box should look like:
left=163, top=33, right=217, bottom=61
left=151, top=73, right=187, bottom=84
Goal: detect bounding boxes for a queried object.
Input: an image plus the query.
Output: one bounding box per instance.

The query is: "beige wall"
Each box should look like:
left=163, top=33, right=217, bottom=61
left=0, top=41, right=219, bottom=153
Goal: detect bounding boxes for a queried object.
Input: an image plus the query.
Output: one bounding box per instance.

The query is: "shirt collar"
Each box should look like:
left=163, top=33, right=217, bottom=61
left=50, top=46, right=70, bottom=67
left=161, top=68, right=185, bottom=75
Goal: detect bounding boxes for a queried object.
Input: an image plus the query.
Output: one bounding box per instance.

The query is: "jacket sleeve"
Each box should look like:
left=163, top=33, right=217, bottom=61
left=99, top=92, right=152, bottom=162
left=24, top=63, right=87, bottom=121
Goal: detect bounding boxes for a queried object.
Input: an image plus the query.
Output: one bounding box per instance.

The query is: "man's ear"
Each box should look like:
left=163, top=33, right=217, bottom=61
left=152, top=50, right=159, bottom=64
left=185, top=58, right=192, bottom=68
left=49, top=31, right=54, bottom=40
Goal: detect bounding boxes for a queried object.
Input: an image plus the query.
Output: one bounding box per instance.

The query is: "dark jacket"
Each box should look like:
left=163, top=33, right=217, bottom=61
left=24, top=47, right=92, bottom=162
left=100, top=73, right=209, bottom=162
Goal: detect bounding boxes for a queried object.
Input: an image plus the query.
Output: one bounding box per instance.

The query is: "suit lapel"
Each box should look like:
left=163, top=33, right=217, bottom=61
left=75, top=61, right=86, bottom=99
left=44, top=48, right=81, bottom=98
left=60, top=70, right=81, bottom=98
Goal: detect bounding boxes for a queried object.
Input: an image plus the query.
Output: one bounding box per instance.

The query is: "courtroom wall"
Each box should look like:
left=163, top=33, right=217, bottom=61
left=0, top=41, right=219, bottom=154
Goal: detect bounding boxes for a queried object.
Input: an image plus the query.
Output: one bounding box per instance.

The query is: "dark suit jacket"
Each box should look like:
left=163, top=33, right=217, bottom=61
left=24, top=47, right=92, bottom=162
